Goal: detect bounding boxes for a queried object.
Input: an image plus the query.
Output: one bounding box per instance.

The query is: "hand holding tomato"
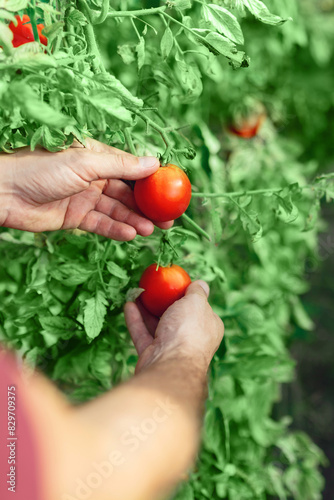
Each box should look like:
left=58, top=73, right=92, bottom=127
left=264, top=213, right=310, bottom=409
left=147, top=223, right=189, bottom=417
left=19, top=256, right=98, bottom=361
left=124, top=280, right=224, bottom=374
left=0, top=138, right=173, bottom=240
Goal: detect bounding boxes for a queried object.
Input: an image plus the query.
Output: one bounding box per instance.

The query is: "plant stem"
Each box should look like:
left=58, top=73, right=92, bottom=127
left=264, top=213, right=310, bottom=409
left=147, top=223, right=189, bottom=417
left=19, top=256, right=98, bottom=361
left=135, top=111, right=171, bottom=152
left=191, top=187, right=285, bottom=199
left=78, top=0, right=94, bottom=23
left=27, top=3, right=40, bottom=44
left=78, top=0, right=106, bottom=73
left=94, top=0, right=110, bottom=24
left=95, top=235, right=107, bottom=292
left=124, top=128, right=137, bottom=155
left=163, top=12, right=207, bottom=44
left=181, top=213, right=211, bottom=241
left=107, top=6, right=166, bottom=19
left=84, top=23, right=105, bottom=73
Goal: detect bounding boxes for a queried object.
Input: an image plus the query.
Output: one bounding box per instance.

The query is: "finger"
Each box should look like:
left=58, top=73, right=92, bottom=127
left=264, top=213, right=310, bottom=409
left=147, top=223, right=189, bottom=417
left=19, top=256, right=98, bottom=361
left=136, top=299, right=159, bottom=337
left=70, top=149, right=160, bottom=182
left=95, top=195, right=155, bottom=237
left=78, top=211, right=137, bottom=241
left=124, top=302, right=154, bottom=356
left=185, top=280, right=210, bottom=299
left=72, top=138, right=131, bottom=156
left=154, top=220, right=174, bottom=230
left=103, top=181, right=174, bottom=231
left=103, top=180, right=138, bottom=211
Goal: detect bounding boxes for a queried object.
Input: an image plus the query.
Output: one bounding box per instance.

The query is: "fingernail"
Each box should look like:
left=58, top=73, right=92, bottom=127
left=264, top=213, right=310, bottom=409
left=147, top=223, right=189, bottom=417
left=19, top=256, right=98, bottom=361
left=139, top=156, right=159, bottom=168
left=197, top=280, right=210, bottom=297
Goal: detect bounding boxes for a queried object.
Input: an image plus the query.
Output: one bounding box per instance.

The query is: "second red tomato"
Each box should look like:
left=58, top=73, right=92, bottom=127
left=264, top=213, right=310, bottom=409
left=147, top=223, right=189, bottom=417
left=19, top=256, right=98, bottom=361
left=139, top=264, right=191, bottom=317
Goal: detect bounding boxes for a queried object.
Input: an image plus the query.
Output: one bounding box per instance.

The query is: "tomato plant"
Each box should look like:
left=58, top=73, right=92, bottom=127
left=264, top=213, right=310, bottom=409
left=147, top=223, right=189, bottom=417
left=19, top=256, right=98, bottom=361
left=9, top=15, right=47, bottom=47
left=0, top=1, right=334, bottom=499
left=134, top=164, right=192, bottom=222
left=139, top=264, right=191, bottom=317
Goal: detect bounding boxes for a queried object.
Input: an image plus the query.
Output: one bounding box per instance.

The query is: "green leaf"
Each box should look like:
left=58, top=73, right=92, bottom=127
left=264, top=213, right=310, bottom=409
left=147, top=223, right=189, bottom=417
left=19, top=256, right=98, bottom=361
left=203, top=4, right=244, bottom=45
left=0, top=9, right=16, bottom=22
left=242, top=0, right=292, bottom=26
left=204, top=32, right=246, bottom=68
left=175, top=58, right=203, bottom=102
left=0, top=21, right=13, bottom=55
left=117, top=44, right=136, bottom=65
left=50, top=262, right=94, bottom=286
left=84, top=289, right=108, bottom=340
left=136, top=36, right=145, bottom=70
left=173, top=482, right=194, bottom=500
left=94, top=73, right=144, bottom=109
left=9, top=83, right=73, bottom=129
left=86, top=93, right=133, bottom=124
left=290, top=297, right=314, bottom=331
left=39, top=316, right=78, bottom=336
left=211, top=207, right=223, bottom=244
left=10, top=53, right=57, bottom=71
left=42, top=21, right=64, bottom=44
left=0, top=0, right=28, bottom=10
left=161, top=26, right=174, bottom=59
left=232, top=197, right=263, bottom=242
left=67, top=9, right=88, bottom=27
left=172, top=0, right=192, bottom=9
left=275, top=194, right=299, bottom=224
left=106, top=261, right=128, bottom=280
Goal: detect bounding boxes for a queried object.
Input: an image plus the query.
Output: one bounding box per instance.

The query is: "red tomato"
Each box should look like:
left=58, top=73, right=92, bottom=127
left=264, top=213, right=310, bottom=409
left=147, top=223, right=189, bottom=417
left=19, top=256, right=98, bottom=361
left=134, top=164, right=192, bottom=222
left=229, top=113, right=266, bottom=139
left=139, top=264, right=191, bottom=317
left=9, top=15, right=47, bottom=48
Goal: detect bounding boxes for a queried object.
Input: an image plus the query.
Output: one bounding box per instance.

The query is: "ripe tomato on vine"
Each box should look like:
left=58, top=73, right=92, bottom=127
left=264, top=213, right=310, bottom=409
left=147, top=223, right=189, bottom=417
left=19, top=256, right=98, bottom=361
left=134, top=164, right=192, bottom=222
left=139, top=264, right=191, bottom=317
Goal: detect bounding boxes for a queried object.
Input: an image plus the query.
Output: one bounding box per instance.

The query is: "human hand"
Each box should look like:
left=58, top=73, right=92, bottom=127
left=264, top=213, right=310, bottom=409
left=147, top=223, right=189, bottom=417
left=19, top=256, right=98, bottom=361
left=124, top=281, right=224, bottom=374
left=0, top=138, right=173, bottom=240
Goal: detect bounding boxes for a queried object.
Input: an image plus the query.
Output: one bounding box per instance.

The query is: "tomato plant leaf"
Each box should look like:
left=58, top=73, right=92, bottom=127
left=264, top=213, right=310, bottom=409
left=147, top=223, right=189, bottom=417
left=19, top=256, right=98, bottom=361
left=67, top=9, right=88, bottom=27
left=203, top=4, right=244, bottom=45
left=161, top=26, right=174, bottom=59
left=242, top=0, right=292, bottom=26
left=203, top=32, right=246, bottom=68
left=107, top=261, right=128, bottom=280
left=0, top=0, right=28, bottom=10
left=84, top=289, right=108, bottom=340
left=136, top=36, right=145, bottom=70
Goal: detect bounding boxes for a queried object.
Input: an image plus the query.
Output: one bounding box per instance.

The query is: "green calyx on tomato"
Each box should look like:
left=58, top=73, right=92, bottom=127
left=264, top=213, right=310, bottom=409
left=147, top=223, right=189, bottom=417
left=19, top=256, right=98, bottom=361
left=134, top=164, right=192, bottom=222
left=9, top=15, right=47, bottom=48
left=139, top=264, right=191, bottom=317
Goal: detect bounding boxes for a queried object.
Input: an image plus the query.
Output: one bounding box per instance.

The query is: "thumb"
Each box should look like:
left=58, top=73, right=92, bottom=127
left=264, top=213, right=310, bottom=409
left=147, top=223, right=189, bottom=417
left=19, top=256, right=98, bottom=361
left=72, top=150, right=160, bottom=181
left=185, top=280, right=210, bottom=299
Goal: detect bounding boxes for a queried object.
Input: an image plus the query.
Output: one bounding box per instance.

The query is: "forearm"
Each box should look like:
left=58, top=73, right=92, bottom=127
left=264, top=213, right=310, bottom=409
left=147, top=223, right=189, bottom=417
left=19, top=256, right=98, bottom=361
left=0, top=155, right=13, bottom=227
left=73, top=353, right=208, bottom=500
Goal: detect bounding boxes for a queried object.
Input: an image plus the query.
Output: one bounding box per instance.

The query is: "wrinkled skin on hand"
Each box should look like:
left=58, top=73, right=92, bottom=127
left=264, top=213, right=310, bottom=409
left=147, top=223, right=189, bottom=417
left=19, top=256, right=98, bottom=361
left=0, top=139, right=173, bottom=240
left=125, top=281, right=224, bottom=374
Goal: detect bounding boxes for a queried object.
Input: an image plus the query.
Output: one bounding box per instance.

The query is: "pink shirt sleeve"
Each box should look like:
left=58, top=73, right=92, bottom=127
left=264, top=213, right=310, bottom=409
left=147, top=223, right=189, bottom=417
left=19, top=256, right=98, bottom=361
left=0, top=349, right=42, bottom=500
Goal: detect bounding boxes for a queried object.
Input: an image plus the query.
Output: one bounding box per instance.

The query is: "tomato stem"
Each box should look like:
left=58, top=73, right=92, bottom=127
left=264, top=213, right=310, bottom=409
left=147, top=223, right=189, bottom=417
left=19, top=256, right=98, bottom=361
left=124, top=129, right=137, bottom=155
left=192, top=187, right=286, bottom=198
left=27, top=4, right=40, bottom=45
left=181, top=213, right=211, bottom=241
left=107, top=7, right=167, bottom=19
left=94, top=0, right=110, bottom=25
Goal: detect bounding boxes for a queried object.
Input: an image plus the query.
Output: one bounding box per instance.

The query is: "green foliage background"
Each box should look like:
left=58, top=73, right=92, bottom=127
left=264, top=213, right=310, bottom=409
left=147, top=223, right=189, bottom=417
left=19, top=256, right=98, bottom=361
left=0, top=0, right=334, bottom=498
